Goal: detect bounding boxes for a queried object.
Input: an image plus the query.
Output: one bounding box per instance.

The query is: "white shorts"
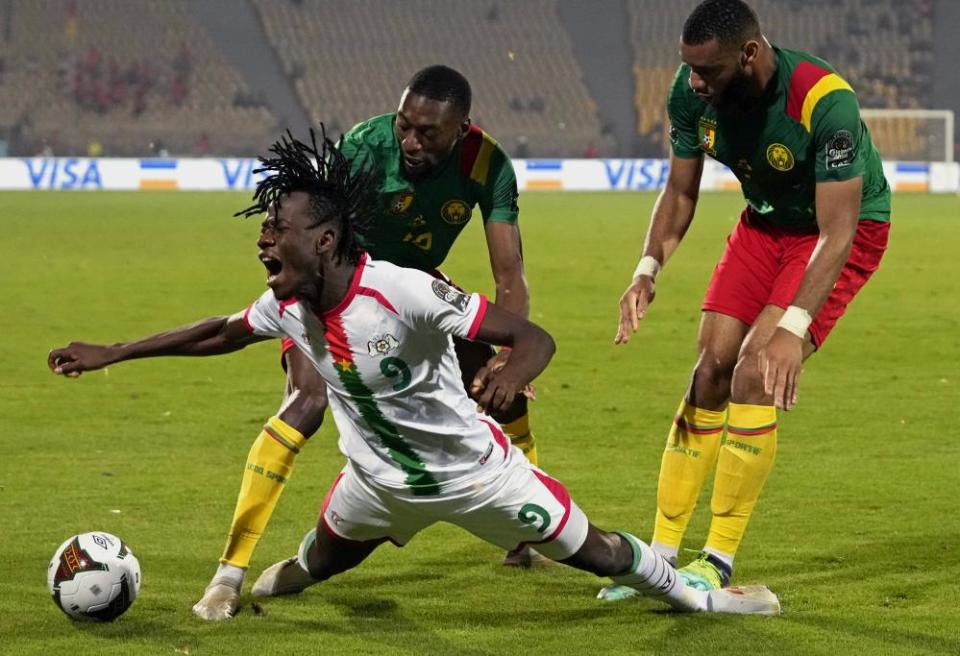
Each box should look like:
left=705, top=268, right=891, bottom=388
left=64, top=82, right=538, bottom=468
left=319, top=456, right=590, bottom=561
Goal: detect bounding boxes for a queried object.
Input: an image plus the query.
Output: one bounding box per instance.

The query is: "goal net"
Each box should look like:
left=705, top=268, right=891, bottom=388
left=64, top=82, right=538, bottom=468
left=861, top=109, right=955, bottom=162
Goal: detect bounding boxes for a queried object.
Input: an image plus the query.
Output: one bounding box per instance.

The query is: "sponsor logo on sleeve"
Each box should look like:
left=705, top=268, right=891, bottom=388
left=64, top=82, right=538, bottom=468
left=431, top=279, right=469, bottom=311
left=669, top=124, right=681, bottom=145
left=826, top=129, right=855, bottom=170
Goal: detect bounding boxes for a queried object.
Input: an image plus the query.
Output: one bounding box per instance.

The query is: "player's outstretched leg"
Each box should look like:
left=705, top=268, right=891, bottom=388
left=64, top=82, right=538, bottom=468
left=252, top=526, right=385, bottom=597
left=454, top=336, right=547, bottom=568
left=560, top=526, right=706, bottom=611
left=193, top=348, right=327, bottom=621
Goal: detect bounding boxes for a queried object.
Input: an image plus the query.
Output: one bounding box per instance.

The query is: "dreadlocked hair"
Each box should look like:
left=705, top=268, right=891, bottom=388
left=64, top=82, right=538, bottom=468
left=235, top=125, right=378, bottom=265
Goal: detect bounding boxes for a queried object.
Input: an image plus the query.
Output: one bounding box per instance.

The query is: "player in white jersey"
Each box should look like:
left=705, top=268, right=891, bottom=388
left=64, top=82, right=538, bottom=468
left=242, top=254, right=510, bottom=495
left=48, top=130, right=778, bottom=617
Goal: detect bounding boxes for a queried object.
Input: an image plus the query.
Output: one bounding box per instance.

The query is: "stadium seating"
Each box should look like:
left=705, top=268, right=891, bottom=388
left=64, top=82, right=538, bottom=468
left=250, top=0, right=613, bottom=158
left=626, top=0, right=935, bottom=158
left=0, top=0, right=276, bottom=156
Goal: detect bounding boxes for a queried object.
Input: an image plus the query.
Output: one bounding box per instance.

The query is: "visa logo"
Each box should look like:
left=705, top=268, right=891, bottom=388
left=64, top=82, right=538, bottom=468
left=23, top=159, right=103, bottom=189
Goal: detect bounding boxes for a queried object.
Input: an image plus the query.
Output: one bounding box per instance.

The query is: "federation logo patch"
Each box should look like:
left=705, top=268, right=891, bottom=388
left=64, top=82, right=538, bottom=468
left=440, top=199, right=472, bottom=225
left=826, top=129, right=855, bottom=170
left=766, top=143, right=795, bottom=172
left=431, top=279, right=469, bottom=312
left=390, top=192, right=414, bottom=215
left=697, top=117, right=718, bottom=156
left=366, top=334, right=400, bottom=357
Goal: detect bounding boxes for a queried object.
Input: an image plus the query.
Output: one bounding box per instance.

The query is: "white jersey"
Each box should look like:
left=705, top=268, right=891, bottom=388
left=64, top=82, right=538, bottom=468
left=243, top=253, right=513, bottom=495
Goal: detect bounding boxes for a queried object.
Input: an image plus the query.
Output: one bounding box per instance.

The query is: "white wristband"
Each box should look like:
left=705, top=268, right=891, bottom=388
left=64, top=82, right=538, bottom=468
left=632, top=255, right=662, bottom=281
left=777, top=305, right=813, bottom=339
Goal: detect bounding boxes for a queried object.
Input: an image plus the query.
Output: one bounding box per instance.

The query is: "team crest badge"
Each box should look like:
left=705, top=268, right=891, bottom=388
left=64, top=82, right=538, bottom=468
left=390, top=192, right=414, bottom=215
left=440, top=199, right=471, bottom=225
left=367, top=334, right=400, bottom=357
left=766, top=143, right=795, bottom=172
left=697, top=117, right=718, bottom=156
left=431, top=279, right=469, bottom=312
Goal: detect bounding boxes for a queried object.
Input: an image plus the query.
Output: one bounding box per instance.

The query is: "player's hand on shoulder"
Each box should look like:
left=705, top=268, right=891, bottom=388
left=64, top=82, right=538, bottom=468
left=615, top=275, right=656, bottom=344
left=48, top=342, right=115, bottom=378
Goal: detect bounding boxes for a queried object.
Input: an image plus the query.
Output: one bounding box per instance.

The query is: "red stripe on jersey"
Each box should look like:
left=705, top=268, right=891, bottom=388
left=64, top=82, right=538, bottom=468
left=467, top=294, right=489, bottom=340
left=533, top=470, right=572, bottom=544
left=321, top=253, right=368, bottom=319
left=357, top=286, right=398, bottom=315
left=786, top=61, right=833, bottom=124
left=323, top=313, right=352, bottom=363
left=278, top=297, right=299, bottom=318
left=242, top=304, right=255, bottom=333
left=458, top=124, right=484, bottom=178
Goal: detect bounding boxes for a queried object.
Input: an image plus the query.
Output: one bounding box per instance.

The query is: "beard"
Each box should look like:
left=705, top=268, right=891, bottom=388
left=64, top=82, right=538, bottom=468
left=714, top=65, right=756, bottom=111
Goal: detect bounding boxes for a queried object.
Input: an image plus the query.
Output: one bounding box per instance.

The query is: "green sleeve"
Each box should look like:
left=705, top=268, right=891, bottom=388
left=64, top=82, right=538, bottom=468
left=811, top=89, right=866, bottom=183
left=480, top=148, right=520, bottom=224
left=667, top=65, right=703, bottom=159
left=338, top=122, right=373, bottom=174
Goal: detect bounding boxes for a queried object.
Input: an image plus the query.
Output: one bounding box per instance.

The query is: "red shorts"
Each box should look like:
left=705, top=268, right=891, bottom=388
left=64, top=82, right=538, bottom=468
left=703, top=209, right=890, bottom=348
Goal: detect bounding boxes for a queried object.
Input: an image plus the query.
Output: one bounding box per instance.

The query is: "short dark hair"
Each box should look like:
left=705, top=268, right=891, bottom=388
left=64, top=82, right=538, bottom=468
left=683, top=0, right=760, bottom=47
left=236, top=127, right=378, bottom=265
left=406, top=65, right=472, bottom=116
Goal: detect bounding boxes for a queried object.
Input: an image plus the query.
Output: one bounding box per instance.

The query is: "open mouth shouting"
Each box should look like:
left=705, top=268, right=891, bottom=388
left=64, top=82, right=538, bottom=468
left=260, top=252, right=283, bottom=288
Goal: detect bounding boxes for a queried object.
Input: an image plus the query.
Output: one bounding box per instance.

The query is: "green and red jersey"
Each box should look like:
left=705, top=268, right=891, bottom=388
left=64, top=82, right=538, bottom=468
left=668, top=46, right=891, bottom=227
left=339, top=114, right=520, bottom=271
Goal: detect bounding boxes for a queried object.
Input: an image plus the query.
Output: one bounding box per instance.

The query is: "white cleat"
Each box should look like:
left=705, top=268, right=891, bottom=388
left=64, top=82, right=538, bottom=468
left=192, top=582, right=240, bottom=621
left=251, top=556, right=318, bottom=597
left=706, top=585, right=781, bottom=616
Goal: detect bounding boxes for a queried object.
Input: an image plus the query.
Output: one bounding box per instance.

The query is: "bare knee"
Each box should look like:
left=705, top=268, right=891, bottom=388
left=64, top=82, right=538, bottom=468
left=730, top=348, right=769, bottom=404
left=688, top=352, right=734, bottom=410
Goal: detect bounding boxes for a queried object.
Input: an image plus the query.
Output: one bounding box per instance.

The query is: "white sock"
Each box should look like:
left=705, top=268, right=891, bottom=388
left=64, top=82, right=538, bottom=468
left=212, top=563, right=245, bottom=591
left=612, top=533, right=706, bottom=612
left=651, top=541, right=679, bottom=567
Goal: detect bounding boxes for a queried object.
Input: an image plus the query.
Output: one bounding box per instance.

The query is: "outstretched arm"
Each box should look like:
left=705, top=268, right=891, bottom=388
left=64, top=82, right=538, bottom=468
left=616, top=153, right=703, bottom=344
left=468, top=303, right=555, bottom=414
left=48, top=311, right=267, bottom=377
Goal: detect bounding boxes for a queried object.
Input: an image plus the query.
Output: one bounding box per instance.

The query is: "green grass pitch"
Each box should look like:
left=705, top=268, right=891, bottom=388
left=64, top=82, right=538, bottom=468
left=1, top=190, right=958, bottom=655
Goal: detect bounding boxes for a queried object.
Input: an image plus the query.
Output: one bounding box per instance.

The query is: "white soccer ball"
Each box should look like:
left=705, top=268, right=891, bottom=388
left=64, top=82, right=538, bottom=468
left=47, top=532, right=141, bottom=621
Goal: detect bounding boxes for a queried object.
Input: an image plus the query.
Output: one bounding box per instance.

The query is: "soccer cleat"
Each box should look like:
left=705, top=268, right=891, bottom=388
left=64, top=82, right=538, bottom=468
left=502, top=544, right=552, bottom=568
left=707, top=585, right=781, bottom=616
left=251, top=556, right=318, bottom=597
left=192, top=582, right=240, bottom=621
left=596, top=583, right=641, bottom=602
left=678, top=551, right=731, bottom=591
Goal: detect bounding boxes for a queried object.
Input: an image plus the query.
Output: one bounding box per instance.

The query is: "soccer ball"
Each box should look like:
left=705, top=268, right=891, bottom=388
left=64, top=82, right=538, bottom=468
left=47, top=532, right=141, bottom=621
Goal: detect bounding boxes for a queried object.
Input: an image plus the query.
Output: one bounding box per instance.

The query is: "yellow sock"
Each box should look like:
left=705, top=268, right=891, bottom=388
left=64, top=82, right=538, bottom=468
left=652, top=401, right=726, bottom=552
left=220, top=416, right=306, bottom=568
left=705, top=403, right=777, bottom=558
left=502, top=413, right=538, bottom=467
